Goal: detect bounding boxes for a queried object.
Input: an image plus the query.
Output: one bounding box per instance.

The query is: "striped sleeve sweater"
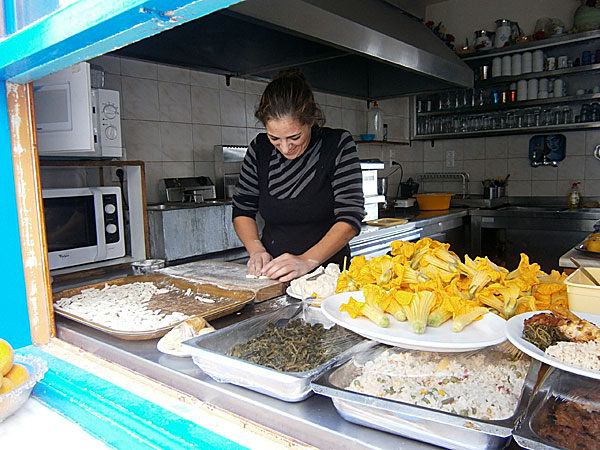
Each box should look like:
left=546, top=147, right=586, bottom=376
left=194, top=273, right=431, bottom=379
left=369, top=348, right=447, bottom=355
left=233, top=126, right=365, bottom=233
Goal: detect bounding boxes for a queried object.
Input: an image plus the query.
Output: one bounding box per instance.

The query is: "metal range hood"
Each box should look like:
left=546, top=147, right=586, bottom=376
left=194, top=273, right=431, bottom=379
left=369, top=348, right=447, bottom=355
left=114, top=0, right=473, bottom=99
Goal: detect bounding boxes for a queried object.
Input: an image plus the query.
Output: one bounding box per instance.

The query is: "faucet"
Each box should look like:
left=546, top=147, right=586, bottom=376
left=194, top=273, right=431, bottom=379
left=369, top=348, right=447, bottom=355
left=531, top=156, right=559, bottom=167
left=530, top=148, right=558, bottom=167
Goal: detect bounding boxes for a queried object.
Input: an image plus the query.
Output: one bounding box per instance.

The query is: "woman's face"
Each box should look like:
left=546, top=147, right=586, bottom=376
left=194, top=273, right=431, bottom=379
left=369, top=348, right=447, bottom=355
left=265, top=116, right=312, bottom=160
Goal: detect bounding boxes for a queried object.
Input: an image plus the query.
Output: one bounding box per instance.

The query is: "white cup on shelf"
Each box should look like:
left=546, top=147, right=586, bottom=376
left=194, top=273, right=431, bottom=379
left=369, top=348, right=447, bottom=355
left=521, top=52, right=533, bottom=73
left=492, top=57, right=502, bottom=77
left=501, top=55, right=512, bottom=76
left=554, top=78, right=565, bottom=97
left=533, top=50, right=545, bottom=72
left=511, top=53, right=522, bottom=76
left=527, top=78, right=539, bottom=99
left=517, top=79, right=528, bottom=100
left=539, top=78, right=549, bottom=91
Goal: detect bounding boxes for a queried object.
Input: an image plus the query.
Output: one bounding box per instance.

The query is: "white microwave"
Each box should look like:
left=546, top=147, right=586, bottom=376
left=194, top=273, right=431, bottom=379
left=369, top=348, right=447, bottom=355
left=33, top=62, right=123, bottom=158
left=42, top=187, right=125, bottom=270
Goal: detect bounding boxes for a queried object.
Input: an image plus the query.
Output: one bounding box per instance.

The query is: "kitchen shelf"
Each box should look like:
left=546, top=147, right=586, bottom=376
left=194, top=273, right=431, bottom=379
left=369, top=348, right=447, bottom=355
left=413, top=30, right=600, bottom=139
left=413, top=121, right=600, bottom=140
left=418, top=93, right=600, bottom=117
left=461, top=29, right=600, bottom=62
left=476, top=63, right=600, bottom=86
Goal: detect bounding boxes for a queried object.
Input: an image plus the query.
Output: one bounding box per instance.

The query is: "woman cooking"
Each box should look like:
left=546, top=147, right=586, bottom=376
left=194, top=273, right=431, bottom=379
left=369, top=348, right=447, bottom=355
left=232, top=70, right=365, bottom=282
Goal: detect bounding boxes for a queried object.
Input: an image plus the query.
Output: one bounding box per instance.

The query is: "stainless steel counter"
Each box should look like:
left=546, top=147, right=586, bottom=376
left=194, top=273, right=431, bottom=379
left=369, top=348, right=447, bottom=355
left=55, top=298, right=437, bottom=450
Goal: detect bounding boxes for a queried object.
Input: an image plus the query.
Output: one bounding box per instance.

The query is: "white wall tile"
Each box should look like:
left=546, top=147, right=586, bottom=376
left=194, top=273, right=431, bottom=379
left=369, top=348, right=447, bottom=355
left=532, top=180, right=558, bottom=196
left=193, top=161, right=216, bottom=180
left=222, top=126, right=248, bottom=146
left=378, top=97, right=409, bottom=116
left=247, top=128, right=264, bottom=144
left=463, top=138, right=485, bottom=160
left=325, top=93, right=342, bottom=107
left=557, top=155, right=585, bottom=180
left=103, top=73, right=121, bottom=92
left=507, top=158, right=531, bottom=181
left=584, top=155, right=600, bottom=179
left=163, top=160, right=194, bottom=178
left=323, top=106, right=342, bottom=129
left=143, top=162, right=163, bottom=204
left=485, top=136, right=508, bottom=159
left=423, top=161, right=443, bottom=173
left=192, top=124, right=221, bottom=161
left=531, top=165, right=558, bottom=181
left=485, top=158, right=508, bottom=180
left=245, top=93, right=261, bottom=129
left=220, top=90, right=246, bottom=127
left=160, top=123, right=193, bottom=162
left=190, top=70, right=219, bottom=88
left=563, top=131, right=585, bottom=155
left=158, top=65, right=190, bottom=84
left=158, top=81, right=191, bottom=123
left=424, top=143, right=443, bottom=162
left=341, top=108, right=359, bottom=135
left=121, top=77, right=159, bottom=121
left=463, top=159, right=485, bottom=182
left=191, top=86, right=220, bottom=125
left=218, top=76, right=245, bottom=92
left=122, top=120, right=162, bottom=162
left=245, top=79, right=267, bottom=95
left=120, top=58, right=157, bottom=79
left=90, top=55, right=121, bottom=75
left=507, top=134, right=531, bottom=158
left=508, top=180, right=531, bottom=196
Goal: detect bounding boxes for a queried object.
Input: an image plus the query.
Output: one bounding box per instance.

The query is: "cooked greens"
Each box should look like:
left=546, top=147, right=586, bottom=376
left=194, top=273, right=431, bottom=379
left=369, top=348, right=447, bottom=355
left=228, top=319, right=360, bottom=372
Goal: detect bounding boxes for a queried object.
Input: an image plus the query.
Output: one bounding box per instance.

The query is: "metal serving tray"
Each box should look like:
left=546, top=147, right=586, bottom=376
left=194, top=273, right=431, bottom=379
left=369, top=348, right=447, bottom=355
left=513, top=367, right=600, bottom=450
left=311, top=345, right=541, bottom=450
left=181, top=304, right=374, bottom=402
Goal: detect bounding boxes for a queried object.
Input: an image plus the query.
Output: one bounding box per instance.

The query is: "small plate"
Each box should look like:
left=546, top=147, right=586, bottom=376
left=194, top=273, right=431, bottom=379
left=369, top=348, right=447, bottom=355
left=321, top=291, right=507, bottom=352
left=506, top=310, right=600, bottom=380
left=157, top=335, right=191, bottom=357
left=574, top=242, right=600, bottom=257
left=286, top=286, right=305, bottom=300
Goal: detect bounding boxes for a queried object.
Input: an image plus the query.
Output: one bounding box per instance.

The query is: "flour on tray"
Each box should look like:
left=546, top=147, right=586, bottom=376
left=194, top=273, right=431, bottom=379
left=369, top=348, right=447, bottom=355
left=55, top=282, right=190, bottom=332
left=289, top=263, right=340, bottom=299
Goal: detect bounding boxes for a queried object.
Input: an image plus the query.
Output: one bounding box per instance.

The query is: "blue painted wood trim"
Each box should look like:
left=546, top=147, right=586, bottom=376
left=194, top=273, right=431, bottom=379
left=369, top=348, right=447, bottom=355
left=19, top=346, right=248, bottom=450
left=0, top=82, right=31, bottom=348
left=0, top=0, right=243, bottom=83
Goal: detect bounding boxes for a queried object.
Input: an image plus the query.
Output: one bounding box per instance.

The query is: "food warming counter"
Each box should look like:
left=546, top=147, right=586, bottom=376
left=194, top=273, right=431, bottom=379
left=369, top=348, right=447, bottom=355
left=55, top=298, right=440, bottom=450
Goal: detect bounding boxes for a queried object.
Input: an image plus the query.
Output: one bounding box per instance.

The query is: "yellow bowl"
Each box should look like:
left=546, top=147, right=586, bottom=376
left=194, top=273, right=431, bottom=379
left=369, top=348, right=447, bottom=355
left=413, top=193, right=455, bottom=211
left=565, top=267, right=600, bottom=314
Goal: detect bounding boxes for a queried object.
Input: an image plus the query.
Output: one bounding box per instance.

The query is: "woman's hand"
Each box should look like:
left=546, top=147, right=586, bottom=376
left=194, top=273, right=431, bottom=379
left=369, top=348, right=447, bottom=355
left=261, top=254, right=319, bottom=282
left=247, top=250, right=273, bottom=276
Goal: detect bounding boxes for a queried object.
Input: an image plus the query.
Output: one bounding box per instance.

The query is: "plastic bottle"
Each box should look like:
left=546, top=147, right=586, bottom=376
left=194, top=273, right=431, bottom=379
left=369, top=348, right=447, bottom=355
left=367, top=101, right=384, bottom=141
left=568, top=182, right=581, bottom=209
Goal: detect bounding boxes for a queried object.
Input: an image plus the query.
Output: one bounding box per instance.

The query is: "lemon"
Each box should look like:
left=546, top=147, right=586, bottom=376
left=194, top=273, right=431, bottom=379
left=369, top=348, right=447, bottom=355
left=0, top=377, right=15, bottom=395
left=585, top=238, right=600, bottom=253
left=0, top=338, right=14, bottom=376
left=5, top=363, right=28, bottom=387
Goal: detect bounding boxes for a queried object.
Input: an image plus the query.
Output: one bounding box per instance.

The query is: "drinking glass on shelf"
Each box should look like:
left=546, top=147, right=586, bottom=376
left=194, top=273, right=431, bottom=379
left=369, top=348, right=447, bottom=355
left=524, top=110, right=534, bottom=127
left=506, top=112, right=515, bottom=128
left=541, top=108, right=552, bottom=126
left=562, top=106, right=573, bottom=124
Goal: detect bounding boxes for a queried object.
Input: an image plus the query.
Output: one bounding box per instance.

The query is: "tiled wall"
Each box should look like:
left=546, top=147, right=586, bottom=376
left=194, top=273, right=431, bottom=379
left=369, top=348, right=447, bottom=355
left=92, top=55, right=393, bottom=203
left=373, top=130, right=600, bottom=201
left=91, top=55, right=600, bottom=204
